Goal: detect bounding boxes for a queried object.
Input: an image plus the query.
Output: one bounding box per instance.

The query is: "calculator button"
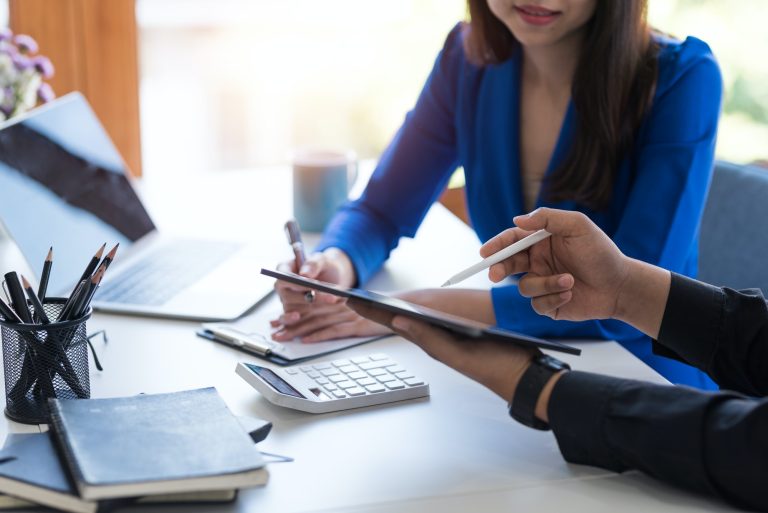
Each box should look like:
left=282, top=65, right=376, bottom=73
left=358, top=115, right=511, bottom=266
left=332, top=359, right=351, bottom=367
left=346, top=371, right=367, bottom=380
left=359, top=360, right=396, bottom=371
left=306, top=371, right=321, bottom=379
left=315, top=377, right=329, bottom=385
left=369, top=354, right=389, bottom=360
left=285, top=368, right=299, bottom=375
left=365, top=384, right=386, bottom=393
left=351, top=356, right=370, bottom=364
left=368, top=368, right=387, bottom=377
left=403, top=378, right=424, bottom=386
left=356, top=377, right=377, bottom=386
left=376, top=374, right=397, bottom=383
left=346, top=387, right=366, bottom=396
left=322, top=369, right=341, bottom=377
left=329, top=375, right=348, bottom=383
left=338, top=365, right=357, bottom=374
left=313, top=363, right=332, bottom=370
left=337, top=380, right=357, bottom=389
left=385, top=381, right=406, bottom=390
left=332, top=390, right=347, bottom=398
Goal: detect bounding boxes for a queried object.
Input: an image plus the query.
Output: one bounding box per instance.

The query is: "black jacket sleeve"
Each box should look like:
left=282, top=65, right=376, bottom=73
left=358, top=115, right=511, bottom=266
left=653, top=273, right=768, bottom=396
left=546, top=274, right=768, bottom=511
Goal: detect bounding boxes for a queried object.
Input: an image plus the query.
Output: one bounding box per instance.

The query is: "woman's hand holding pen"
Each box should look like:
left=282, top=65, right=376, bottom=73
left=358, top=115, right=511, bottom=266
left=271, top=248, right=390, bottom=343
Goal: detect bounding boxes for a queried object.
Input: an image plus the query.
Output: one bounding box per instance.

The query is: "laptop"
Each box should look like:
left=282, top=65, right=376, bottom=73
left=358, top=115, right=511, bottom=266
left=0, top=92, right=276, bottom=321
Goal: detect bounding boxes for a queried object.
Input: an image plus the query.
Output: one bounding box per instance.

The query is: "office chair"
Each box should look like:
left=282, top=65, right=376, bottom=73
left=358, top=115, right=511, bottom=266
left=699, top=160, right=768, bottom=295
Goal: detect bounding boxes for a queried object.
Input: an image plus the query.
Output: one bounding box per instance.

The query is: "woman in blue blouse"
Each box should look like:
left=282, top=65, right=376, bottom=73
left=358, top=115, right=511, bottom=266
left=273, top=0, right=723, bottom=388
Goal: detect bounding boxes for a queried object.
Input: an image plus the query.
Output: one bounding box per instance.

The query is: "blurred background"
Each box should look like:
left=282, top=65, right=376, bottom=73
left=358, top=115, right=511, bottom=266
left=2, top=0, right=766, bottom=179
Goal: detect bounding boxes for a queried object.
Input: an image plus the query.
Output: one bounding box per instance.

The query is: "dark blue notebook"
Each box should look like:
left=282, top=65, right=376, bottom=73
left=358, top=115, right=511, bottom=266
left=47, top=387, right=268, bottom=501
left=0, top=433, right=96, bottom=513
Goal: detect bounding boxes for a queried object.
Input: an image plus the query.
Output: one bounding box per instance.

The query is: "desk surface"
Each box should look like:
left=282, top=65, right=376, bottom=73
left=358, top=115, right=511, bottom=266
left=0, top=166, right=738, bottom=512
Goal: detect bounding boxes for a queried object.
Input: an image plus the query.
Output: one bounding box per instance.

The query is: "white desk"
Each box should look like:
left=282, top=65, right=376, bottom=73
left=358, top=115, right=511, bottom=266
left=0, top=167, right=738, bottom=512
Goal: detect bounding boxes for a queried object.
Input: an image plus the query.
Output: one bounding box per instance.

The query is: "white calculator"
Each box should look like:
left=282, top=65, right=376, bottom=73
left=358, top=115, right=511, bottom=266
left=235, top=353, right=430, bottom=413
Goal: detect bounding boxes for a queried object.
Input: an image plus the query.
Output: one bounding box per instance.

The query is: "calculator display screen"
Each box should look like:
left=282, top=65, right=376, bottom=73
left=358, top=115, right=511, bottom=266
left=249, top=365, right=305, bottom=398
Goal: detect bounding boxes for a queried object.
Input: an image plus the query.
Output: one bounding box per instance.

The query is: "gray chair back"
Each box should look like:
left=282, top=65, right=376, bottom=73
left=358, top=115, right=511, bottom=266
left=699, top=160, right=768, bottom=294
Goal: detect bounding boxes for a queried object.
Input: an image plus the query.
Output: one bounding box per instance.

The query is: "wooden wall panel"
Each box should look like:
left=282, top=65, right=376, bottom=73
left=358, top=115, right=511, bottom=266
left=9, top=0, right=143, bottom=176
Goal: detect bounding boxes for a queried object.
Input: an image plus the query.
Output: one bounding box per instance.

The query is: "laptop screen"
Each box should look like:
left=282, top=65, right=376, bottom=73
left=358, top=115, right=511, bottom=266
left=0, top=93, right=155, bottom=295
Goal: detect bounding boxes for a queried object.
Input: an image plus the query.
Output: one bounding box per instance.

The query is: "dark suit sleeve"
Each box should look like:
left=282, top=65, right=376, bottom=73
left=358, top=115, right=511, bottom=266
left=546, top=273, right=768, bottom=510
left=548, top=372, right=768, bottom=511
left=653, top=273, right=768, bottom=396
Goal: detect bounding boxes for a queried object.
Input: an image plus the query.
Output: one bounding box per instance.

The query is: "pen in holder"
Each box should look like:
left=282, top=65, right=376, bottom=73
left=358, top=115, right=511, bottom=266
left=1, top=298, right=91, bottom=424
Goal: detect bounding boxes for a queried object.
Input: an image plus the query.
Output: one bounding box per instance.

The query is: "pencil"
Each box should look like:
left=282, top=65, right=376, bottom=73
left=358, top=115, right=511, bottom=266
left=37, top=247, right=53, bottom=300
left=21, top=275, right=50, bottom=324
left=72, top=243, right=106, bottom=294
left=58, top=278, right=88, bottom=323
left=72, top=266, right=104, bottom=320
left=100, top=243, right=119, bottom=272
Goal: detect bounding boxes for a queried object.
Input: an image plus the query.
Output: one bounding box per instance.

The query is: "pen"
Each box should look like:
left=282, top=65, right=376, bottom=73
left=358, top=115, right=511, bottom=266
left=37, top=247, right=53, bottom=300
left=21, top=275, right=50, bottom=324
left=284, top=219, right=307, bottom=270
left=441, top=229, right=552, bottom=287
left=4, top=271, right=33, bottom=323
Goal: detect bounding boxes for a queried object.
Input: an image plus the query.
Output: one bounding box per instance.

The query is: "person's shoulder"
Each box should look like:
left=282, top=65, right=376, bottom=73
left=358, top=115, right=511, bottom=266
left=439, top=22, right=471, bottom=65
left=653, top=34, right=721, bottom=94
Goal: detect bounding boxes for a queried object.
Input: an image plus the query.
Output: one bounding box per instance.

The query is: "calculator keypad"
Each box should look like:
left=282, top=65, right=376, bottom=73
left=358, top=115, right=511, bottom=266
left=294, top=355, right=424, bottom=399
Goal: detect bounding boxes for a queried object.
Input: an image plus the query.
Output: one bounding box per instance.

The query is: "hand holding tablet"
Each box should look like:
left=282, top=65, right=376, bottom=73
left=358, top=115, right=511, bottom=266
left=261, top=268, right=580, bottom=356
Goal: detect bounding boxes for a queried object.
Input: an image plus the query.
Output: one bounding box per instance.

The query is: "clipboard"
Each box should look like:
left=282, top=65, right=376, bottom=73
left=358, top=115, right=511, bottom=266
left=196, top=294, right=387, bottom=365
left=262, top=268, right=581, bottom=356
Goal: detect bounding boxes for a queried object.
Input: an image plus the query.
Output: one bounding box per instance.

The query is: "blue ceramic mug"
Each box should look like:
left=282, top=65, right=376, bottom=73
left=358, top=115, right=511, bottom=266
left=292, top=150, right=357, bottom=232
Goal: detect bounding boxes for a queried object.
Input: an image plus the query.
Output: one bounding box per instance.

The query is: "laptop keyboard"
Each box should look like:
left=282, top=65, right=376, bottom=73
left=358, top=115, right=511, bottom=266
left=96, top=241, right=241, bottom=306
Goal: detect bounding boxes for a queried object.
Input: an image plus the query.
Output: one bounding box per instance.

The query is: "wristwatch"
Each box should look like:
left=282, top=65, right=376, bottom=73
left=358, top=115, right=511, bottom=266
left=509, top=354, right=570, bottom=430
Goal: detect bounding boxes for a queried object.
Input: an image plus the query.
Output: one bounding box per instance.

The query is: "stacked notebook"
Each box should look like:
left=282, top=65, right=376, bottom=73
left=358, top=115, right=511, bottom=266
left=0, top=388, right=269, bottom=512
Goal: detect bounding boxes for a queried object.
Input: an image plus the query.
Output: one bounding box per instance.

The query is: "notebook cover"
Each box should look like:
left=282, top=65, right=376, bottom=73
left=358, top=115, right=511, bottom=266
left=47, top=387, right=268, bottom=500
left=0, top=433, right=96, bottom=513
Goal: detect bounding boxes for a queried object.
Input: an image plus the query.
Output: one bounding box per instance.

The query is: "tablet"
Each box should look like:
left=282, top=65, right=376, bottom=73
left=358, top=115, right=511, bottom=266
left=261, top=268, right=581, bottom=356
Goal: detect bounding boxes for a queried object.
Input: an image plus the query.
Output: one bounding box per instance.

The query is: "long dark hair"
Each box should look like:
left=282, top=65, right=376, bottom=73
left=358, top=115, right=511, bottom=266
left=464, top=0, right=659, bottom=210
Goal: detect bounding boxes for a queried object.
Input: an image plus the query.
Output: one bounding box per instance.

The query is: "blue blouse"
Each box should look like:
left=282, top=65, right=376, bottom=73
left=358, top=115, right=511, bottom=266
left=318, top=24, right=723, bottom=389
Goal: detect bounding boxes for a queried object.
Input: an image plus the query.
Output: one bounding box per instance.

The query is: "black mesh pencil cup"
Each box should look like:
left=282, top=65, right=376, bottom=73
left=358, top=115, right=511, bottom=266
left=1, top=298, right=91, bottom=424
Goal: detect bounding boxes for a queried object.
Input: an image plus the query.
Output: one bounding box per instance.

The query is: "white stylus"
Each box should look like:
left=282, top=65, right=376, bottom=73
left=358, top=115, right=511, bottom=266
left=441, top=229, right=552, bottom=287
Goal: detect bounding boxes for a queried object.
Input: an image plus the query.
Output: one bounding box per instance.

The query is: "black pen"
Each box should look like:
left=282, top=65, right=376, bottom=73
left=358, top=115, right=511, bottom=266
left=284, top=219, right=307, bottom=270
left=21, top=275, right=50, bottom=324
left=0, top=296, right=22, bottom=323
left=37, top=247, right=53, bottom=300
left=4, top=271, right=33, bottom=323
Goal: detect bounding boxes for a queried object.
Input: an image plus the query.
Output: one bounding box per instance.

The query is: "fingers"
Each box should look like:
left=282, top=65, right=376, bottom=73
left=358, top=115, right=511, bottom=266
left=347, top=300, right=396, bottom=328
left=271, top=305, right=359, bottom=341
left=513, top=207, right=590, bottom=237
left=517, top=273, right=574, bottom=298
left=531, top=291, right=573, bottom=319
left=480, top=228, right=533, bottom=258
left=389, top=315, right=462, bottom=362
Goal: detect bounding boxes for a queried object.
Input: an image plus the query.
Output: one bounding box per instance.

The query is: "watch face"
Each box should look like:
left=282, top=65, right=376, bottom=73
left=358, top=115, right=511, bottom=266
left=538, top=355, right=571, bottom=372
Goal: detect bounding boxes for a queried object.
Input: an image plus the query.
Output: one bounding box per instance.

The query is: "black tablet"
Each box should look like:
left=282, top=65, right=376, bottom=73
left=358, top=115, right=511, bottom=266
left=262, top=268, right=581, bottom=356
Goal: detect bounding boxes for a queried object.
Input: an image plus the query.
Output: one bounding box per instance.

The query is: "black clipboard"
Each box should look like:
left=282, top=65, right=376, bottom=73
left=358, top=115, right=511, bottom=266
left=261, top=268, right=581, bottom=356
